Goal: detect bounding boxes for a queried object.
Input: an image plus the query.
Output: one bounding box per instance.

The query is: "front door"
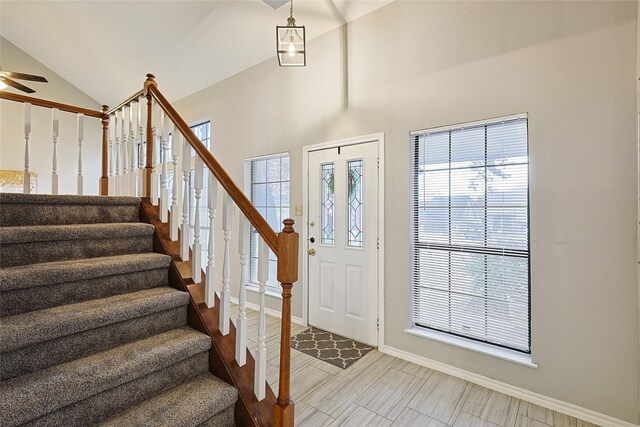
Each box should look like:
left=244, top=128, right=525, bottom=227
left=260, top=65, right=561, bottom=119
left=307, top=141, right=379, bottom=346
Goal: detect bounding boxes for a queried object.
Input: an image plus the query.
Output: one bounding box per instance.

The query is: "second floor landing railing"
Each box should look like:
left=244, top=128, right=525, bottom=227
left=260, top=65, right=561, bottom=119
left=0, top=91, right=108, bottom=195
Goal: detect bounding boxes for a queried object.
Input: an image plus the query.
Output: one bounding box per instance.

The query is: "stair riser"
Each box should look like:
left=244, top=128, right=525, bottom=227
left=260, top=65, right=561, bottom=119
left=1, top=204, right=140, bottom=227
left=20, top=353, right=210, bottom=427
left=1, top=236, right=153, bottom=267
left=2, top=306, right=187, bottom=379
left=1, top=268, right=169, bottom=317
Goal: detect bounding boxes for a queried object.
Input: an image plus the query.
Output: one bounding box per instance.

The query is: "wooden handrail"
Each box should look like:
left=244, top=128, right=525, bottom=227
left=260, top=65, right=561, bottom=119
left=0, top=91, right=104, bottom=118
left=146, top=82, right=280, bottom=253
left=136, top=74, right=300, bottom=427
left=106, top=89, right=144, bottom=116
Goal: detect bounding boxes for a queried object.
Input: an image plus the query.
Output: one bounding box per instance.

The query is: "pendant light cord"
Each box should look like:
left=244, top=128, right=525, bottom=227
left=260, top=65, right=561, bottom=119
left=287, top=0, right=296, bottom=26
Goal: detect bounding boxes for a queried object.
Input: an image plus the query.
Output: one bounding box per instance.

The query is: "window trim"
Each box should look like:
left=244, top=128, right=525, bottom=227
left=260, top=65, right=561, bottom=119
left=244, top=151, right=291, bottom=294
left=409, top=113, right=531, bottom=355
left=404, top=326, right=536, bottom=368
left=409, top=113, right=527, bottom=136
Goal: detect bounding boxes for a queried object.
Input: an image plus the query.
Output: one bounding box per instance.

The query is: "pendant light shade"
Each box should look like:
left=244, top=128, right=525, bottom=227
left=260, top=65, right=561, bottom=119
left=276, top=0, right=305, bottom=67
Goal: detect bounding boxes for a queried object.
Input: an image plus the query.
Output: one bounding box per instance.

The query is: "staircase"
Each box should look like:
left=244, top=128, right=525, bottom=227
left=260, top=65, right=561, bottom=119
left=1, top=74, right=299, bottom=426
left=0, top=193, right=238, bottom=426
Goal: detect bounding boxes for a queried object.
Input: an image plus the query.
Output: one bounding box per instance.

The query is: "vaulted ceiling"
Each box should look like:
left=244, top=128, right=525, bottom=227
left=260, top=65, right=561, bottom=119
left=1, top=0, right=392, bottom=106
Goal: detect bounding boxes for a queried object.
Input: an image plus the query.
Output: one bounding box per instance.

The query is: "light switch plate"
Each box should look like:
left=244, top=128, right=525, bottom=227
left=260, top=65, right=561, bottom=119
left=294, top=205, right=303, bottom=216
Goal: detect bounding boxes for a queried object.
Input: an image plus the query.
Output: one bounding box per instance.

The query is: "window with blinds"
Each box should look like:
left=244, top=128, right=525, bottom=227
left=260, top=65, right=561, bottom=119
left=411, top=115, right=530, bottom=353
left=248, top=153, right=290, bottom=292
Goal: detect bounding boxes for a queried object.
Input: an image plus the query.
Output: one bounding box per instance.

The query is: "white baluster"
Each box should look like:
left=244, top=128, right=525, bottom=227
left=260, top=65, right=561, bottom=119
left=220, top=193, right=232, bottom=335
left=170, top=126, right=181, bottom=240
left=176, top=137, right=183, bottom=223
left=192, top=156, right=204, bottom=283
left=114, top=111, right=122, bottom=196
left=121, top=106, right=129, bottom=196
left=108, top=113, right=115, bottom=195
left=236, top=215, right=249, bottom=366
left=205, top=172, right=218, bottom=307
left=137, top=97, right=145, bottom=196
left=150, top=103, right=160, bottom=205
left=23, top=103, right=31, bottom=194
left=180, top=137, right=190, bottom=261
left=51, top=108, right=59, bottom=195
left=129, top=102, right=137, bottom=196
left=160, top=110, right=169, bottom=222
left=77, top=113, right=84, bottom=195
left=254, top=236, right=269, bottom=400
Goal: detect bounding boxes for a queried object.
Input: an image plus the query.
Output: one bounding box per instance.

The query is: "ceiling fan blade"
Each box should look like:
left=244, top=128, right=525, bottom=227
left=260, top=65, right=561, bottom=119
left=0, top=77, right=36, bottom=94
left=0, top=72, right=48, bottom=82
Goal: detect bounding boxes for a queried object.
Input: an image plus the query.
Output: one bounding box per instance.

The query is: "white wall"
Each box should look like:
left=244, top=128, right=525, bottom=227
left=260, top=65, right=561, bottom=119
left=637, top=0, right=640, bottom=420
left=174, top=1, right=639, bottom=423
left=0, top=38, right=102, bottom=195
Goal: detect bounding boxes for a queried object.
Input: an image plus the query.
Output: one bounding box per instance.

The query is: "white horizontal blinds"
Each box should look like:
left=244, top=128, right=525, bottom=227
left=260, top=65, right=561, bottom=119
left=249, top=154, right=290, bottom=291
left=412, top=116, right=530, bottom=353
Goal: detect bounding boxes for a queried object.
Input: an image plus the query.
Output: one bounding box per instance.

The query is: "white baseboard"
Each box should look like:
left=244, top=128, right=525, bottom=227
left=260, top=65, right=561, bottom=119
left=230, top=297, right=306, bottom=327
left=378, top=344, right=637, bottom=427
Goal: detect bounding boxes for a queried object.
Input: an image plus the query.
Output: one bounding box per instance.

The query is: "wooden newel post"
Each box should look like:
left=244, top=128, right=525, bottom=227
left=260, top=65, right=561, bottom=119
left=274, top=218, right=299, bottom=427
left=143, top=73, right=156, bottom=198
left=99, top=105, right=109, bottom=195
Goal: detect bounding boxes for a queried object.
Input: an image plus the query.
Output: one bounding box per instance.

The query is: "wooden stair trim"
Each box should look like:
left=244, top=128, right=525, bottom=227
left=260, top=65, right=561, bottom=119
left=0, top=91, right=105, bottom=118
left=140, top=200, right=276, bottom=427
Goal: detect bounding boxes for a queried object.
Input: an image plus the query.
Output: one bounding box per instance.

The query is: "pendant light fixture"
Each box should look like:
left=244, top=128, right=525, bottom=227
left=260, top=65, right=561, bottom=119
left=276, top=0, right=305, bottom=67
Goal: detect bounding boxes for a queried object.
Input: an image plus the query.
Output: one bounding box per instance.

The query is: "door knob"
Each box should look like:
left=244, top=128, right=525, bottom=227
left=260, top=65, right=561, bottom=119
left=307, top=248, right=316, bottom=256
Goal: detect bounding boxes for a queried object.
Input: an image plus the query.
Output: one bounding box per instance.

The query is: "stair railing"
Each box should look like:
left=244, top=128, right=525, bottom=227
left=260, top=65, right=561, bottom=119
left=2, top=74, right=298, bottom=425
left=106, top=74, right=298, bottom=427
left=105, top=90, right=146, bottom=197
left=0, top=91, right=109, bottom=195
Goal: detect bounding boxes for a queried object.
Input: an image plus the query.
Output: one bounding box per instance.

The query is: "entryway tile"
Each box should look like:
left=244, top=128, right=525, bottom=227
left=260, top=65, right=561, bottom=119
left=392, top=407, right=448, bottom=426
left=329, top=403, right=393, bottom=427
left=296, top=401, right=335, bottom=427
left=356, top=368, right=426, bottom=420
left=407, top=371, right=470, bottom=424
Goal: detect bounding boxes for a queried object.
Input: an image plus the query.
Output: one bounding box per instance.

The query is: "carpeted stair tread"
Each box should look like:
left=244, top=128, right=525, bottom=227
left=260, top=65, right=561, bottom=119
left=24, top=353, right=210, bottom=427
left=0, top=193, right=141, bottom=227
left=100, top=373, right=238, bottom=427
left=1, top=223, right=155, bottom=266
left=0, top=253, right=172, bottom=292
left=0, top=193, right=140, bottom=206
left=0, top=222, right=154, bottom=244
left=0, top=327, right=212, bottom=426
left=1, top=305, right=188, bottom=380
left=1, top=287, right=190, bottom=352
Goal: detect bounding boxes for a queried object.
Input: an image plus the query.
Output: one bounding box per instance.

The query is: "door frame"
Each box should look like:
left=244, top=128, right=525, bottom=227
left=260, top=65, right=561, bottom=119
left=301, top=132, right=385, bottom=347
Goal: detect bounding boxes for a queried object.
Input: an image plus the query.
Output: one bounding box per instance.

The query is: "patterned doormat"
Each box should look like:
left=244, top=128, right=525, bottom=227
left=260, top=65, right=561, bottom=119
left=291, top=327, right=374, bottom=369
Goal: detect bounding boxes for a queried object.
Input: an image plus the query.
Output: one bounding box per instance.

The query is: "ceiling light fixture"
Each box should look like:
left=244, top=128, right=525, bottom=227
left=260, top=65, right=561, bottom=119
left=276, top=0, right=305, bottom=67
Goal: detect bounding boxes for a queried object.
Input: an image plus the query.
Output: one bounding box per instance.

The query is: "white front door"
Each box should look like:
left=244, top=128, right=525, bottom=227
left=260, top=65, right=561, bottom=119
left=307, top=141, right=379, bottom=346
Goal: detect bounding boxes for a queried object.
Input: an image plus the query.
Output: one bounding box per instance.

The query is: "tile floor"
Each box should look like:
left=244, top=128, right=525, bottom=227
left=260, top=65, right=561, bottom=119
left=231, top=305, right=599, bottom=427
